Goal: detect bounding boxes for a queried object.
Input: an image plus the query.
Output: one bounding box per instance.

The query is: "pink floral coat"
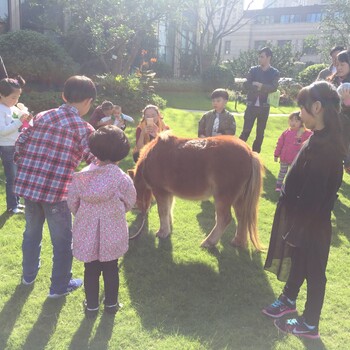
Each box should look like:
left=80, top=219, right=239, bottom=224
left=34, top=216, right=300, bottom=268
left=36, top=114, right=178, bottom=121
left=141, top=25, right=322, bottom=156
left=67, top=164, right=136, bottom=263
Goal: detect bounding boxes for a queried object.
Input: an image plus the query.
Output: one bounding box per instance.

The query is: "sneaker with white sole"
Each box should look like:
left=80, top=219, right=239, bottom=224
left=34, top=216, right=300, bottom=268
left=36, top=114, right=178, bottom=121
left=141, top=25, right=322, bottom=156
left=22, top=276, right=36, bottom=285
left=262, top=294, right=296, bottom=318
left=48, top=278, right=83, bottom=298
left=8, top=207, right=24, bottom=214
left=274, top=316, right=320, bottom=339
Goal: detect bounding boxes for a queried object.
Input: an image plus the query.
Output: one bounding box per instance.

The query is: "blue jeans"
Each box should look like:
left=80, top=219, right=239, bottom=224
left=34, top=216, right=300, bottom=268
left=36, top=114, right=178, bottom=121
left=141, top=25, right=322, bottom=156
left=22, top=199, right=73, bottom=293
left=0, top=145, right=19, bottom=210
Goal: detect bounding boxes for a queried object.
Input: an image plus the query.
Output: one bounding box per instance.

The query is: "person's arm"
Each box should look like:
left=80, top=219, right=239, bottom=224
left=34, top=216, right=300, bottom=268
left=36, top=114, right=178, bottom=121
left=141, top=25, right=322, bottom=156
left=274, top=131, right=285, bottom=159
left=283, top=153, right=336, bottom=246
left=67, top=176, right=80, bottom=215
left=135, top=126, right=145, bottom=151
left=76, top=124, right=97, bottom=164
left=14, top=123, right=32, bottom=163
left=0, top=113, right=23, bottom=136
left=88, top=107, right=102, bottom=129
left=198, top=113, right=207, bottom=137
left=119, top=172, right=137, bottom=212
left=242, top=67, right=257, bottom=93
left=222, top=113, right=236, bottom=135
left=259, top=69, right=280, bottom=94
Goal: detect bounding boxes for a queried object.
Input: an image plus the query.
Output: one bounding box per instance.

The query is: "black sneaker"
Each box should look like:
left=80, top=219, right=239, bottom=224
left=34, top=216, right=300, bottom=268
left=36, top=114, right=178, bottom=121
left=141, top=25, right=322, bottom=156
left=104, top=302, right=123, bottom=315
left=274, top=316, right=320, bottom=339
left=83, top=300, right=99, bottom=319
left=262, top=294, right=296, bottom=318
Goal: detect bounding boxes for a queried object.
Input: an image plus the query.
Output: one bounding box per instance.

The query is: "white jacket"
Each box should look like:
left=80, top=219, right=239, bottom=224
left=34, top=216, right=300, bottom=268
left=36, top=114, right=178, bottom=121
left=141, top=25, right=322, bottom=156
left=0, top=104, right=22, bottom=146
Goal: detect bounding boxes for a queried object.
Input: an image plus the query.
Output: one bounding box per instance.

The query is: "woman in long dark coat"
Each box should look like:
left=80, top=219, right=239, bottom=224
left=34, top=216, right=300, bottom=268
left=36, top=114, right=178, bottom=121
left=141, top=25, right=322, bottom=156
left=262, top=81, right=345, bottom=339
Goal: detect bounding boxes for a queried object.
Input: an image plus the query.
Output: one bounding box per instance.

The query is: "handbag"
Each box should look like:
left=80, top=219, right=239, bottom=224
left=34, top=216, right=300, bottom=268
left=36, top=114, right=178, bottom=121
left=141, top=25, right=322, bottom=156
left=267, top=90, right=281, bottom=108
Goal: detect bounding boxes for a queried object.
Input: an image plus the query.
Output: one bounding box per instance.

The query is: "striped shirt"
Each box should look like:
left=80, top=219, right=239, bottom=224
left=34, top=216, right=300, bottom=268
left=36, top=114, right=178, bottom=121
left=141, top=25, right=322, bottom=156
left=14, top=104, right=95, bottom=203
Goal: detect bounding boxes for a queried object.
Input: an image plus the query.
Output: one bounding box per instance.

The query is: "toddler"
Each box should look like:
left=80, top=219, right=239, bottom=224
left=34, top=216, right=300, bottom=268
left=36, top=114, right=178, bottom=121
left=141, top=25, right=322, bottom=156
left=68, top=125, right=136, bottom=317
left=274, top=111, right=312, bottom=191
left=0, top=76, right=31, bottom=214
left=112, top=105, right=134, bottom=130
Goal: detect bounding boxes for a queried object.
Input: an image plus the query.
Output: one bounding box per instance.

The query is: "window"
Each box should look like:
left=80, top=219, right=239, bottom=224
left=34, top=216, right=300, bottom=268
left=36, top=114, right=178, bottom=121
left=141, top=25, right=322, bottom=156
left=278, top=40, right=292, bottom=48
left=256, top=16, right=274, bottom=24
left=306, top=13, right=322, bottom=23
left=224, top=40, right=231, bottom=55
left=280, top=14, right=302, bottom=24
left=0, top=0, right=9, bottom=33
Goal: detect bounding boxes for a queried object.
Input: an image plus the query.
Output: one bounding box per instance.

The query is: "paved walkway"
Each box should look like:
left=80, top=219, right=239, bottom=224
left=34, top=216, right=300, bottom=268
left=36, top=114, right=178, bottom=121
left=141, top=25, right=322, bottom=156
left=179, top=109, right=288, bottom=116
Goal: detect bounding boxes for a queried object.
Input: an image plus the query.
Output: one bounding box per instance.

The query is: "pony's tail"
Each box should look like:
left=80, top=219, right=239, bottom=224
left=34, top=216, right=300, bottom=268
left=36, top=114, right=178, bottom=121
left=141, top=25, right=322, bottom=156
left=241, top=152, right=264, bottom=251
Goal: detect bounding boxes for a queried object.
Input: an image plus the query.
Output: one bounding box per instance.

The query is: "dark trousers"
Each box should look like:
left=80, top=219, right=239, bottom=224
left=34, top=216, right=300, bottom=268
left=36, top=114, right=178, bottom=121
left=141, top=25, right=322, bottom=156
left=84, top=259, right=119, bottom=309
left=239, top=105, right=270, bottom=153
left=282, top=235, right=331, bottom=327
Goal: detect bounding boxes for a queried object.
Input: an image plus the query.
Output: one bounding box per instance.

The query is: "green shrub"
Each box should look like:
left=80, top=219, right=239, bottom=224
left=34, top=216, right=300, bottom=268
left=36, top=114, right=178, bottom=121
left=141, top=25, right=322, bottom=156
left=201, top=65, right=234, bottom=91
left=152, top=61, right=173, bottom=79
left=0, top=30, right=78, bottom=85
left=297, top=63, right=328, bottom=86
left=93, top=74, right=166, bottom=115
left=20, top=91, right=64, bottom=114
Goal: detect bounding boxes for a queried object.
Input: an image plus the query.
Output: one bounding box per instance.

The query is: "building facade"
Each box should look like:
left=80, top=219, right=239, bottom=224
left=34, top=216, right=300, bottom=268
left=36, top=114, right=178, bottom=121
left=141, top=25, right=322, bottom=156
left=220, top=3, right=328, bottom=63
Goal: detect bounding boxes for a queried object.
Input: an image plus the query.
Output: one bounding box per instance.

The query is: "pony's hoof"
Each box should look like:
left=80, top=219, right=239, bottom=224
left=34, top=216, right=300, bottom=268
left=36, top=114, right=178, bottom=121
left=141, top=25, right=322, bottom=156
left=201, top=239, right=216, bottom=249
left=156, top=230, right=170, bottom=238
left=230, top=238, right=247, bottom=248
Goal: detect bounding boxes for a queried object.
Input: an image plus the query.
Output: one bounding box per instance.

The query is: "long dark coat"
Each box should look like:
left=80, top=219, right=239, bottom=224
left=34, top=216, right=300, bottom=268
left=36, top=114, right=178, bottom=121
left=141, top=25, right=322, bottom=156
left=264, top=128, right=343, bottom=281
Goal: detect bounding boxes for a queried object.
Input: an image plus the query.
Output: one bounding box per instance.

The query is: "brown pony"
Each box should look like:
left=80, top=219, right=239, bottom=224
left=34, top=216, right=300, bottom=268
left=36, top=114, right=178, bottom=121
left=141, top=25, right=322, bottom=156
left=130, top=132, right=263, bottom=250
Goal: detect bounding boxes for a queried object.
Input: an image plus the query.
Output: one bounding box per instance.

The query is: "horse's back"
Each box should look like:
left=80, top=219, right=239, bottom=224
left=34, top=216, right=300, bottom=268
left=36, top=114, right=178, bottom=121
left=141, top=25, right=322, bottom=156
left=140, top=134, right=253, bottom=199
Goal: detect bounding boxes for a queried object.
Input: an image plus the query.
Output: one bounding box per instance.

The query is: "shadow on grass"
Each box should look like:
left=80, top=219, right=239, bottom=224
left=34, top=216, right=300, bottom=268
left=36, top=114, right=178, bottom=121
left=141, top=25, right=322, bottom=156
left=69, top=312, right=115, bottom=350
left=332, top=199, right=350, bottom=245
left=262, top=167, right=279, bottom=203
left=196, top=200, right=215, bottom=234
left=302, top=337, right=328, bottom=350
left=0, top=284, right=34, bottom=349
left=0, top=210, right=11, bottom=229
left=123, top=230, right=282, bottom=349
left=21, top=298, right=66, bottom=350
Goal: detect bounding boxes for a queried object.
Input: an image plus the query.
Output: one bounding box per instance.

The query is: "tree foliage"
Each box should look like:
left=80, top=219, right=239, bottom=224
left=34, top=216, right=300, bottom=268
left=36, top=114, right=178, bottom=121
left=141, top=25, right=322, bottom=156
left=59, top=0, right=185, bottom=76
left=224, top=44, right=301, bottom=79
left=320, top=0, right=350, bottom=59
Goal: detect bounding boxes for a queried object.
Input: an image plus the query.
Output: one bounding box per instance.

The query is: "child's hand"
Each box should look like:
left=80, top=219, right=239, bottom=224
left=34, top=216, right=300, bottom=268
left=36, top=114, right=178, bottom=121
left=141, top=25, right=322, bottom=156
left=274, top=157, right=278, bottom=162
left=19, top=114, right=30, bottom=123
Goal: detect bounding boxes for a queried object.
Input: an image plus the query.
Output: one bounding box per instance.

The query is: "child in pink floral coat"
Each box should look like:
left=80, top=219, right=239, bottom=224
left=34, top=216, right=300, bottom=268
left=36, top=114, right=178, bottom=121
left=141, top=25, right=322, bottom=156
left=274, top=111, right=312, bottom=191
left=68, top=125, right=136, bottom=317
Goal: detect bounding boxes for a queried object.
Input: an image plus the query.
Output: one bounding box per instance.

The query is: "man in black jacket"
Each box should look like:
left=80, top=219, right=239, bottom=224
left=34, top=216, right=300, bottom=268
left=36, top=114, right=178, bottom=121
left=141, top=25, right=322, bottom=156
left=239, top=47, right=279, bottom=153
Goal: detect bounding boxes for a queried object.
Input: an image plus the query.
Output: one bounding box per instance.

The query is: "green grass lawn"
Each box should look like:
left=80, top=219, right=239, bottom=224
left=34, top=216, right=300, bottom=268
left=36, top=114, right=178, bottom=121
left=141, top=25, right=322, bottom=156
left=1, top=109, right=350, bottom=349
left=159, top=91, right=297, bottom=115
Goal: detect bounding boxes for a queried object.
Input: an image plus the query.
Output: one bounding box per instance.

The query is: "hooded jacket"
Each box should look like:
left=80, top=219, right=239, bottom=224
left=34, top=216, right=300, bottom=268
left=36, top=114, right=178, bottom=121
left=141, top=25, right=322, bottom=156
left=67, top=163, right=136, bottom=262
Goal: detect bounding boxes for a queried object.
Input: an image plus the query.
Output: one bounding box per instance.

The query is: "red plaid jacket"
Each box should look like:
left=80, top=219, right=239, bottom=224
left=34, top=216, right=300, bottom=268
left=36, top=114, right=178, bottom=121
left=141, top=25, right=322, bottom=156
left=14, top=104, right=96, bottom=203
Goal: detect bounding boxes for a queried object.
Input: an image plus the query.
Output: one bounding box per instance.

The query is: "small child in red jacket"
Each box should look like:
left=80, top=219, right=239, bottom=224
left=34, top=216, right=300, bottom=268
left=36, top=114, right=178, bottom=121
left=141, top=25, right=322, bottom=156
left=274, top=111, right=312, bottom=191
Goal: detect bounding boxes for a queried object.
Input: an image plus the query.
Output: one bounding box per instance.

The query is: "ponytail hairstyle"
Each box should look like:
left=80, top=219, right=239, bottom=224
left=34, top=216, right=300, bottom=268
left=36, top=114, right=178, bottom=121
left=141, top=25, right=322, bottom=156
left=297, top=81, right=346, bottom=157
left=0, top=75, right=25, bottom=97
left=289, top=111, right=305, bottom=128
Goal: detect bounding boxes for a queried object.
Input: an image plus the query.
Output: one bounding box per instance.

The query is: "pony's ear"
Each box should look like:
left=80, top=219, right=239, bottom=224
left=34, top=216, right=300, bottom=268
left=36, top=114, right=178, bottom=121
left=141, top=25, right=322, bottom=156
left=127, top=169, right=135, bottom=180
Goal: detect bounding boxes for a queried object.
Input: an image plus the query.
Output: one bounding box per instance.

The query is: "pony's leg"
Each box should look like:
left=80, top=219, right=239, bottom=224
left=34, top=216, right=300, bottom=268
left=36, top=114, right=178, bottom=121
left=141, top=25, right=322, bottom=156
left=153, top=189, right=174, bottom=238
left=231, top=201, right=248, bottom=248
left=201, top=196, right=232, bottom=248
